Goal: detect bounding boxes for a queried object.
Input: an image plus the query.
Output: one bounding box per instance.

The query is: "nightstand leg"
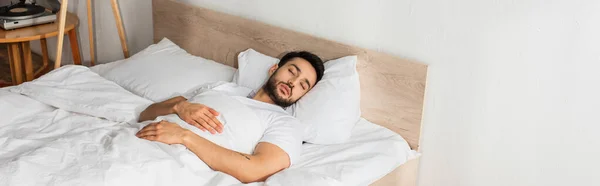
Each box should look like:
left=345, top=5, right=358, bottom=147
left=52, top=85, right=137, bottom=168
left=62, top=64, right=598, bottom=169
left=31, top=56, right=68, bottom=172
left=9, top=43, right=23, bottom=85
left=68, top=30, right=82, bottom=65
left=36, top=38, right=50, bottom=78
left=7, top=45, right=16, bottom=84
left=21, top=42, right=34, bottom=81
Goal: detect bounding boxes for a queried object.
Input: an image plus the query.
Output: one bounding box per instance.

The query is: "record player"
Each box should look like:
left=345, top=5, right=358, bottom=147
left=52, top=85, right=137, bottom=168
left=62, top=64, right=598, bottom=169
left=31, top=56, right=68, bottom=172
left=0, top=0, right=59, bottom=30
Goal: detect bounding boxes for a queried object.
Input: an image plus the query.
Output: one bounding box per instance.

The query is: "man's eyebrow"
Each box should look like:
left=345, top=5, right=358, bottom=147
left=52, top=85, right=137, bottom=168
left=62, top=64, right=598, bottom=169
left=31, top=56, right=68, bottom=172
left=291, top=64, right=302, bottom=73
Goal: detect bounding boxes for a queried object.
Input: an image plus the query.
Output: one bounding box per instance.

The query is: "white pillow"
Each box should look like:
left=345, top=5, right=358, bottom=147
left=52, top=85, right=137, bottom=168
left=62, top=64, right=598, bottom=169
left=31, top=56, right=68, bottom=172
left=102, top=38, right=236, bottom=102
left=290, top=118, right=418, bottom=185
left=232, top=48, right=279, bottom=89
left=89, top=58, right=126, bottom=76
left=234, top=49, right=361, bottom=144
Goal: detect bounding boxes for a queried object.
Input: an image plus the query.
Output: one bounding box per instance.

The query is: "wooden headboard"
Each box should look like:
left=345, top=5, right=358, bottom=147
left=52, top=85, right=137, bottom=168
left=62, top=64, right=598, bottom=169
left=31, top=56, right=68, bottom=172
left=152, top=0, right=427, bottom=149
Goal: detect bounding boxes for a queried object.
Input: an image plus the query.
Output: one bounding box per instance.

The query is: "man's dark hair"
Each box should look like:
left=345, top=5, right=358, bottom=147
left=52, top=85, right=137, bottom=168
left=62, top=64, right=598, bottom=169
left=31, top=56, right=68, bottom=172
left=278, top=51, right=325, bottom=84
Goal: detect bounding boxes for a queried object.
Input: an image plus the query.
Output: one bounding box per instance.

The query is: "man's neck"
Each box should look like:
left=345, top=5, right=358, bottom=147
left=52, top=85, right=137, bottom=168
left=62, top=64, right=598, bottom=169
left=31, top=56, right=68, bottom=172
left=253, top=88, right=276, bottom=105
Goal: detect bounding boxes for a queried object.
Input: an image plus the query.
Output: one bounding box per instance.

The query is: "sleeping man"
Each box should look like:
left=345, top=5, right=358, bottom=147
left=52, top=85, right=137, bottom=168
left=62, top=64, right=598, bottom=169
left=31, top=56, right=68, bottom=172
left=135, top=51, right=325, bottom=183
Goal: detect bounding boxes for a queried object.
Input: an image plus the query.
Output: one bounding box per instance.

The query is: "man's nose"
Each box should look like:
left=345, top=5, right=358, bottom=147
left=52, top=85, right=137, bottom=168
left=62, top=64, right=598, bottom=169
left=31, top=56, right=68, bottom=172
left=287, top=79, right=296, bottom=88
left=289, top=76, right=299, bottom=84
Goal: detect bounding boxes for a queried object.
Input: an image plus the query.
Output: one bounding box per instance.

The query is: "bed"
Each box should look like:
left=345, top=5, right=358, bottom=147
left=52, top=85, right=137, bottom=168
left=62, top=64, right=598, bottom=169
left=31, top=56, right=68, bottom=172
left=0, top=0, right=427, bottom=185
left=151, top=0, right=428, bottom=185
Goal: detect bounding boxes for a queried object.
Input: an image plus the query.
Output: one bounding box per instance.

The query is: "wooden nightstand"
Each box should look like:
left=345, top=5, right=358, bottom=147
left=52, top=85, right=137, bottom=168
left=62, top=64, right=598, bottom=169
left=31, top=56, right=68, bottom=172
left=0, top=12, right=81, bottom=85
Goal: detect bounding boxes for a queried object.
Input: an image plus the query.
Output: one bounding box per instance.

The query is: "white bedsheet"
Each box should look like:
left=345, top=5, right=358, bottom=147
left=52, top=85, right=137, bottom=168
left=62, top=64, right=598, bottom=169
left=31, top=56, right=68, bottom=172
left=0, top=65, right=415, bottom=186
left=266, top=118, right=418, bottom=186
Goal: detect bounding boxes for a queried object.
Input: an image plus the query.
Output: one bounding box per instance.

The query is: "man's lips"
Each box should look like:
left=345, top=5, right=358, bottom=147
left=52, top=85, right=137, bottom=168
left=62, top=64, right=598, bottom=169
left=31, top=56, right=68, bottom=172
left=279, top=83, right=291, bottom=97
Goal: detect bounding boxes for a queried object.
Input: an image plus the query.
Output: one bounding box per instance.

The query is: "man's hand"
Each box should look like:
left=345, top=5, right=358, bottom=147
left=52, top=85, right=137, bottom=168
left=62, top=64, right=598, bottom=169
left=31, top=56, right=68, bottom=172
left=173, top=101, right=223, bottom=134
left=136, top=121, right=190, bottom=144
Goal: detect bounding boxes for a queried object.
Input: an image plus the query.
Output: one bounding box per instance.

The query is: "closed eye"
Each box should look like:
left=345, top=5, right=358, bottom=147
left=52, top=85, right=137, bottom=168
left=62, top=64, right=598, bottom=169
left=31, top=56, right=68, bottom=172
left=303, top=79, right=311, bottom=89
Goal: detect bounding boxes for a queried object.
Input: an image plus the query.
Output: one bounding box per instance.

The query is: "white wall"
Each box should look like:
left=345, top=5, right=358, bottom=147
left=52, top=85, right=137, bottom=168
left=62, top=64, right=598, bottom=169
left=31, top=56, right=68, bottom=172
left=31, top=0, right=153, bottom=64
left=45, top=0, right=600, bottom=185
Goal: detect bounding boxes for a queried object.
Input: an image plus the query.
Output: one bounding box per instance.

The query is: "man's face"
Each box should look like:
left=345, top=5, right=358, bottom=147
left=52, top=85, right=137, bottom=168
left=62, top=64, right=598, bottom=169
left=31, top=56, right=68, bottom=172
left=263, top=57, right=318, bottom=107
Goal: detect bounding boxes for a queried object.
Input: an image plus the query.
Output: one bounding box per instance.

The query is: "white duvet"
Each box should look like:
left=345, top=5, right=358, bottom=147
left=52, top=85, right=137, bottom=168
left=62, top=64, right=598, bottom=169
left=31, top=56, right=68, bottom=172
left=0, top=65, right=415, bottom=186
left=0, top=66, right=255, bottom=186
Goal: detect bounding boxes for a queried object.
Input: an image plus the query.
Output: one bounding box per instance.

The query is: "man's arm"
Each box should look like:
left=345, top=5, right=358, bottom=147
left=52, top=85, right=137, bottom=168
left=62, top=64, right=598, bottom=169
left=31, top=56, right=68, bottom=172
left=184, top=133, right=289, bottom=183
left=138, top=96, right=223, bottom=134
left=136, top=121, right=290, bottom=183
left=138, top=96, right=186, bottom=122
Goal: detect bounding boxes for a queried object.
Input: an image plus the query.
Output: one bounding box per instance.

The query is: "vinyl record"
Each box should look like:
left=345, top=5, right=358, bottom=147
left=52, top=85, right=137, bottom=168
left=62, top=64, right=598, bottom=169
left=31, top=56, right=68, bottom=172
left=0, top=4, right=46, bottom=20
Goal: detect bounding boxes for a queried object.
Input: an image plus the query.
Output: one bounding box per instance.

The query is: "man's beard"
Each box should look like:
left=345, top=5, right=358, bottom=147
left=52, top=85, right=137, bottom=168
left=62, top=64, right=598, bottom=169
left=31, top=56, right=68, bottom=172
left=263, top=75, right=296, bottom=108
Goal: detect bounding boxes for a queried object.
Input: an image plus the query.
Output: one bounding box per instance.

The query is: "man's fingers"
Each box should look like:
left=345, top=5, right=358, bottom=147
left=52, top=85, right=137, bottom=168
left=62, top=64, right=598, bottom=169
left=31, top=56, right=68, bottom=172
left=208, top=108, right=220, bottom=116
left=198, top=116, right=217, bottom=134
left=184, top=116, right=215, bottom=134
left=203, top=112, right=223, bottom=133
left=137, top=124, right=157, bottom=134
left=136, top=130, right=158, bottom=138
left=187, top=118, right=207, bottom=132
left=140, top=135, right=157, bottom=141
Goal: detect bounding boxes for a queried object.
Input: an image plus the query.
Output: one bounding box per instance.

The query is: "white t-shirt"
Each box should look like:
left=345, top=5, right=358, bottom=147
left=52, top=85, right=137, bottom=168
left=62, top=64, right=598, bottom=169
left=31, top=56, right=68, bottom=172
left=182, top=82, right=304, bottom=165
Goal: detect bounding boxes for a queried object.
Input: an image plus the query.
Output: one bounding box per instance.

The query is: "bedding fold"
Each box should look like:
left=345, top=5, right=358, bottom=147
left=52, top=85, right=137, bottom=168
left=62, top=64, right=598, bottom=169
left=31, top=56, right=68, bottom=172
left=0, top=66, right=248, bottom=186
left=9, top=65, right=153, bottom=123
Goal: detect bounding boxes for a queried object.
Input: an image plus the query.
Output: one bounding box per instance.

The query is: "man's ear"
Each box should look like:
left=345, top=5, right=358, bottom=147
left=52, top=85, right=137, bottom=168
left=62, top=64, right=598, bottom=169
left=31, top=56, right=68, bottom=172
left=268, top=64, right=279, bottom=76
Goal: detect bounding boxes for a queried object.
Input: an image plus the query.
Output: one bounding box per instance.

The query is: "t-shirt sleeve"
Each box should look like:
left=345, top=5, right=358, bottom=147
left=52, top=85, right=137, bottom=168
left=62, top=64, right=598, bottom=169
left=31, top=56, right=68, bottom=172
left=258, top=116, right=304, bottom=166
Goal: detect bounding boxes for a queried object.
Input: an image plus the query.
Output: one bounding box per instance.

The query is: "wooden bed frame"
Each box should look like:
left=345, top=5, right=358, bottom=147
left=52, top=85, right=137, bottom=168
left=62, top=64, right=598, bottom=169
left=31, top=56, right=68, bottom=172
left=152, top=0, right=428, bottom=185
